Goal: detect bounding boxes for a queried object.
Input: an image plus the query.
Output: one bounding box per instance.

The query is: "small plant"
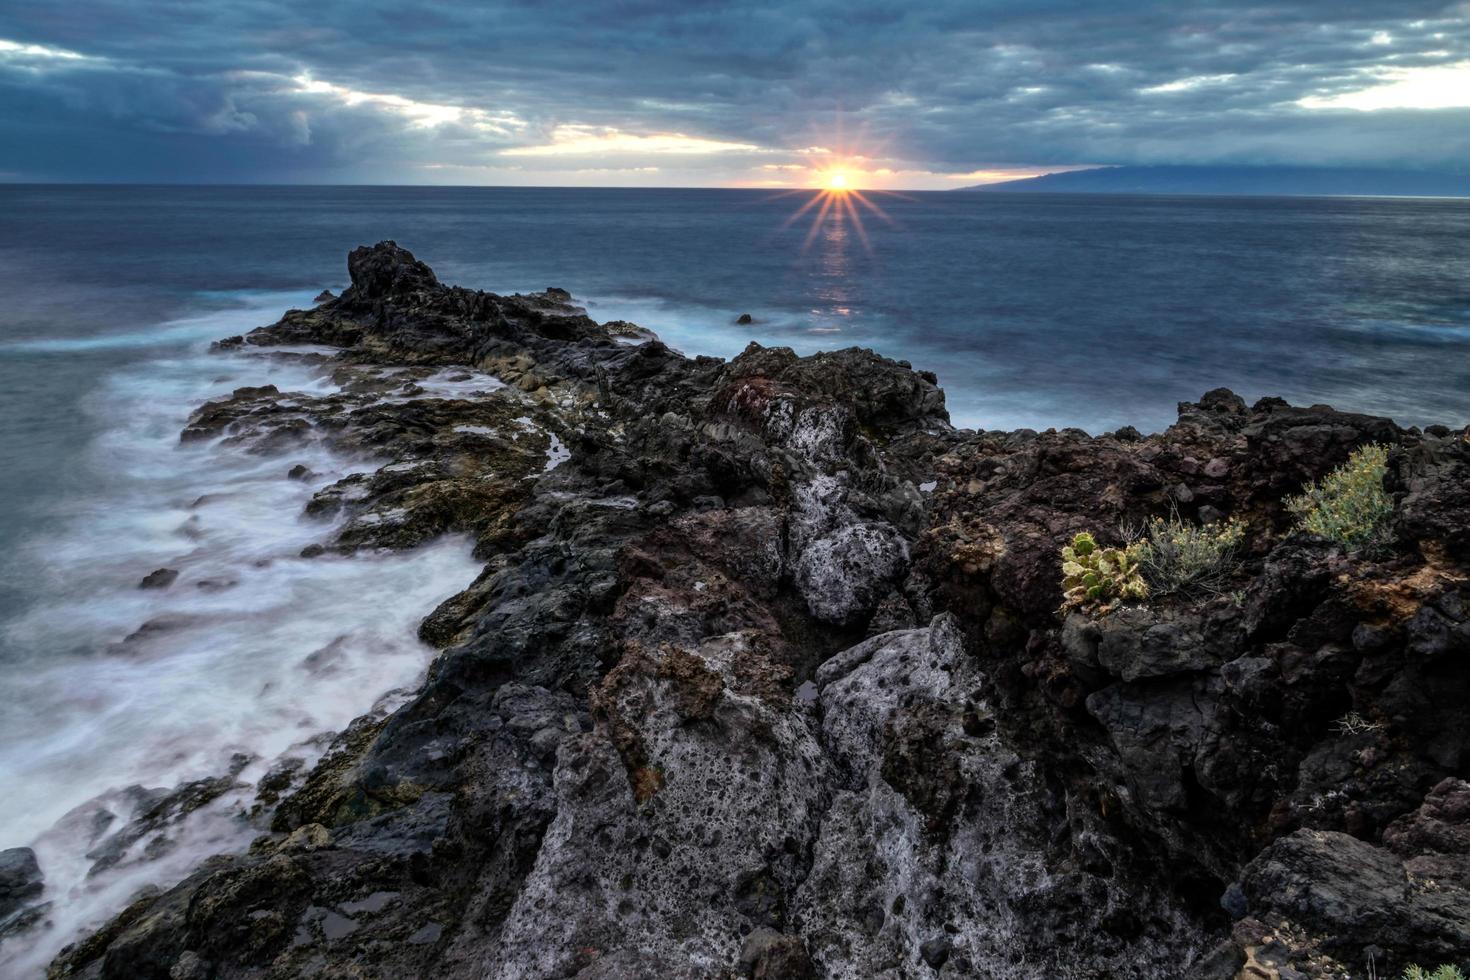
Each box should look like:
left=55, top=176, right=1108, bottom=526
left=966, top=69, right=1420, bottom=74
left=1403, top=966, right=1466, bottom=980
left=1286, top=443, right=1394, bottom=552
left=1134, top=511, right=1247, bottom=596
left=1331, top=711, right=1385, bottom=736
left=1060, top=531, right=1148, bottom=613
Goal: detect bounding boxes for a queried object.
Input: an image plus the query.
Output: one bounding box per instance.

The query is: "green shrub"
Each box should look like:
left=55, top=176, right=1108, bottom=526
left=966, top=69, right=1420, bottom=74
left=1286, top=443, right=1394, bottom=552
left=1060, top=532, right=1148, bottom=613
left=1135, top=513, right=1246, bottom=596
left=1403, top=966, right=1466, bottom=980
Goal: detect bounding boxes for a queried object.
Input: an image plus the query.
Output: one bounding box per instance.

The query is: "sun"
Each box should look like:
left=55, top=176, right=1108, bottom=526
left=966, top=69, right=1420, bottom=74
left=774, top=136, right=909, bottom=255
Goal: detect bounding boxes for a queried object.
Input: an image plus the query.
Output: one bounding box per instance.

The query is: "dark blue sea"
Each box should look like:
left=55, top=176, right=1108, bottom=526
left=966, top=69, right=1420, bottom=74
left=1, top=184, right=1468, bottom=973
left=8, top=187, right=1470, bottom=429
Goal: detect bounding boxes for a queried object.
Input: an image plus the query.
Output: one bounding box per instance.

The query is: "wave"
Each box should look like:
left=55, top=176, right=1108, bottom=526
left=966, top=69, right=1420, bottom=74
left=0, top=304, right=479, bottom=976
left=0, top=290, right=310, bottom=354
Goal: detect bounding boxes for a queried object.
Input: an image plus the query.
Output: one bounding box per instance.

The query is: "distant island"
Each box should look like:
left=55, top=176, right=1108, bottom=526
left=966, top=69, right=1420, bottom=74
left=964, top=165, right=1470, bottom=198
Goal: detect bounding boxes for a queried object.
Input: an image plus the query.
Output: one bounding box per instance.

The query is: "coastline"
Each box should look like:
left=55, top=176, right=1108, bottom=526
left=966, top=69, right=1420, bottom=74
left=0, top=316, right=486, bottom=976
left=13, top=242, right=1470, bottom=978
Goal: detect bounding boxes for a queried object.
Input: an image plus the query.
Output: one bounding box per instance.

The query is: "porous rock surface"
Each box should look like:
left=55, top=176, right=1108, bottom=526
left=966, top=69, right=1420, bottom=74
left=40, top=244, right=1470, bottom=979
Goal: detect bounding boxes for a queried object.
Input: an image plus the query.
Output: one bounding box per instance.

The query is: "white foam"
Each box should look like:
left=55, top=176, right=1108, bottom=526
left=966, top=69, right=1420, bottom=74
left=544, top=431, right=571, bottom=471
left=508, top=416, right=570, bottom=472
left=0, top=303, right=479, bottom=976
left=379, top=367, right=506, bottom=403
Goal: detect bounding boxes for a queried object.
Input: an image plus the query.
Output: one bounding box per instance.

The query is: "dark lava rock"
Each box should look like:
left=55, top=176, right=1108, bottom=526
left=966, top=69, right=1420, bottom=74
left=1384, top=777, right=1470, bottom=889
left=286, top=463, right=314, bottom=480
left=138, top=567, right=179, bottom=589
left=602, top=319, right=657, bottom=343
left=0, top=847, right=43, bottom=920
left=314, top=289, right=335, bottom=303
left=737, top=313, right=754, bottom=325
left=345, top=239, right=438, bottom=300
left=739, top=928, right=815, bottom=979
left=1240, top=825, right=1470, bottom=969
left=53, top=242, right=1470, bottom=980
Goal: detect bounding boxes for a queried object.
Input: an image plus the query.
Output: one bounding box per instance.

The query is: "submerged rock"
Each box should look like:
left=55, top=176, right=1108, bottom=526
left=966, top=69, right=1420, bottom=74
left=51, top=242, right=1470, bottom=979
left=137, top=568, right=178, bottom=589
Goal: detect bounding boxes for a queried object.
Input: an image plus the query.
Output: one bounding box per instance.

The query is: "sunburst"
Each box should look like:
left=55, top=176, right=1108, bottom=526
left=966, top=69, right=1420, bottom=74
left=779, top=167, right=900, bottom=255
left=770, top=116, right=910, bottom=254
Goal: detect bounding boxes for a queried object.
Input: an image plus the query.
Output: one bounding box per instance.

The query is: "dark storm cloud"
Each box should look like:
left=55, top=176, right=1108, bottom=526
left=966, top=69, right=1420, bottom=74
left=1, top=0, right=1467, bottom=183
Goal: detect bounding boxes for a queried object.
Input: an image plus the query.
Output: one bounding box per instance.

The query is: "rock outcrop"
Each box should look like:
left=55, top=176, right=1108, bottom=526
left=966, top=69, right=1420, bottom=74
left=40, top=244, right=1470, bottom=979
left=0, top=848, right=44, bottom=937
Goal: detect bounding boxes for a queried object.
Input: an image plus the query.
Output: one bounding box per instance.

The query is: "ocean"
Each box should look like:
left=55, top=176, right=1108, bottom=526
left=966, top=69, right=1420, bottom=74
left=0, top=184, right=1468, bottom=972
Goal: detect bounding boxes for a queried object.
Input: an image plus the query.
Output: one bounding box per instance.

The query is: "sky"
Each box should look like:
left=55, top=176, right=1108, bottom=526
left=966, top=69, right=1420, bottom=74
left=1, top=1, right=1468, bottom=189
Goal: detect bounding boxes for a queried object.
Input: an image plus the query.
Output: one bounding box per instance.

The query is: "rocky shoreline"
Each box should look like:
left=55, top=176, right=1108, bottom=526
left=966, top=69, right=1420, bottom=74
left=25, top=242, right=1470, bottom=978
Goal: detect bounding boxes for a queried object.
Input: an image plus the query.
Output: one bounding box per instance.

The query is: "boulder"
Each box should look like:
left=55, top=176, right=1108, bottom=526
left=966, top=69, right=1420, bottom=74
left=1239, top=827, right=1470, bottom=968
left=343, top=240, right=439, bottom=301
left=0, top=847, right=42, bottom=920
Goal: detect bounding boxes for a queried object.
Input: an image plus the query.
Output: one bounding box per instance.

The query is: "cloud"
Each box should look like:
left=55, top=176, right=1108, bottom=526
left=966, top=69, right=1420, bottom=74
left=500, top=125, right=762, bottom=156
left=1297, top=60, right=1470, bottom=109
left=291, top=73, right=526, bottom=135
left=0, top=0, right=1468, bottom=184
left=0, top=38, right=89, bottom=61
left=1140, top=74, right=1238, bottom=94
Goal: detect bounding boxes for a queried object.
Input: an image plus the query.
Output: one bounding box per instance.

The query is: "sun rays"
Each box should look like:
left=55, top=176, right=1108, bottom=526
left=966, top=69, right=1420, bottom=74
left=778, top=172, right=901, bottom=255
left=768, top=118, right=913, bottom=255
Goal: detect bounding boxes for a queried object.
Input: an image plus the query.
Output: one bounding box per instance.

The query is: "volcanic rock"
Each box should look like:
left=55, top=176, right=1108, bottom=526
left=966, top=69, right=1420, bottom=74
left=0, top=848, right=42, bottom=921
left=138, top=567, right=179, bottom=589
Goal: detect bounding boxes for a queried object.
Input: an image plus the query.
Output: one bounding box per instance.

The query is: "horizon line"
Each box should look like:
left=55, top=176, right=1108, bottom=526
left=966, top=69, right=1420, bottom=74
left=1, top=180, right=1468, bottom=202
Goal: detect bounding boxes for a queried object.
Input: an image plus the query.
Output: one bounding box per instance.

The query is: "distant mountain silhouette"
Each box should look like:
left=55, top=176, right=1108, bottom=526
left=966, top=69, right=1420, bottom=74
left=963, top=165, right=1470, bottom=198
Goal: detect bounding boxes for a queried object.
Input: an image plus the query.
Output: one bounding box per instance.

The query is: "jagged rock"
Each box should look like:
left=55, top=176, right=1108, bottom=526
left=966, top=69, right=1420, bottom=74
left=345, top=240, right=439, bottom=300
left=480, top=635, right=831, bottom=975
left=1093, top=605, right=1243, bottom=681
left=801, top=614, right=1207, bottom=976
left=794, top=521, right=908, bottom=625
left=0, top=847, right=42, bottom=920
left=1239, top=826, right=1470, bottom=970
left=1086, top=676, right=1222, bottom=812
left=80, top=757, right=252, bottom=878
left=601, top=319, right=657, bottom=343
left=1384, top=777, right=1470, bottom=889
